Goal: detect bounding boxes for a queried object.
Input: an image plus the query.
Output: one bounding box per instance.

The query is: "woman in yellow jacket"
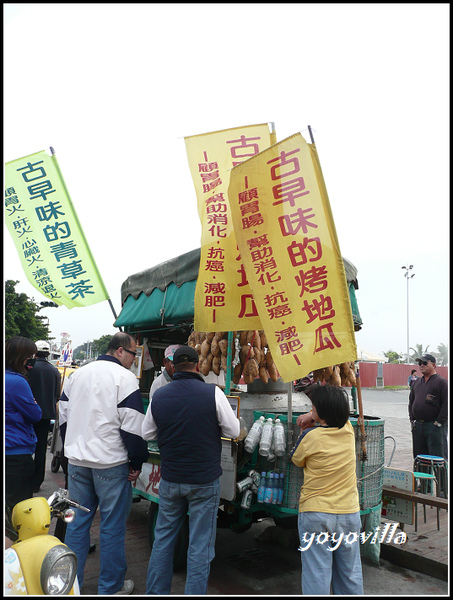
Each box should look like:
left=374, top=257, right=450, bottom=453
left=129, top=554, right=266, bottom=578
left=291, top=384, right=363, bottom=595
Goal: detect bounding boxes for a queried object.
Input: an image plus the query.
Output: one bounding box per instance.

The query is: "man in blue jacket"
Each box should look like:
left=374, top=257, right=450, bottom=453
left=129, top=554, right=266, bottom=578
left=142, top=345, right=240, bottom=595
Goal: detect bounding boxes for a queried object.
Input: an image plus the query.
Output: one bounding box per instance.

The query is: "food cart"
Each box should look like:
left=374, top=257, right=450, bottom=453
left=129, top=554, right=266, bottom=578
left=114, top=248, right=371, bottom=568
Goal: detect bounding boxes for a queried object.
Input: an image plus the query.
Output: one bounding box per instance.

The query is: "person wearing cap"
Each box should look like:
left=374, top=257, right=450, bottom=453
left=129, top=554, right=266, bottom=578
left=409, top=353, right=448, bottom=462
left=149, top=344, right=181, bottom=401
left=59, top=332, right=149, bottom=595
left=28, top=340, right=61, bottom=492
left=142, top=345, right=240, bottom=595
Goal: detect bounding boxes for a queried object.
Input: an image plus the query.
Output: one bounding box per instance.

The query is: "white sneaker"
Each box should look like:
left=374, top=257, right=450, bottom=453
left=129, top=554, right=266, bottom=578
left=113, top=580, right=134, bottom=595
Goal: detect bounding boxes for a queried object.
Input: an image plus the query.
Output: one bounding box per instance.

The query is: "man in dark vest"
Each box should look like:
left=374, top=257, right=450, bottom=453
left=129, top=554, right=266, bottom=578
left=28, top=340, right=61, bottom=492
left=409, top=353, right=448, bottom=461
left=142, top=345, right=240, bottom=595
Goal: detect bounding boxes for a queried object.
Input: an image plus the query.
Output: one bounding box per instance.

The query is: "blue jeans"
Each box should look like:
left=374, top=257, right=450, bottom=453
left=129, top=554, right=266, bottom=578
left=65, top=463, right=132, bottom=594
left=146, top=477, right=220, bottom=595
left=298, top=511, right=363, bottom=595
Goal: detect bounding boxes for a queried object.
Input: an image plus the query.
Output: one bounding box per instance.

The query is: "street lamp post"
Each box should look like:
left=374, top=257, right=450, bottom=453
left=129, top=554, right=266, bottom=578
left=402, top=265, right=415, bottom=364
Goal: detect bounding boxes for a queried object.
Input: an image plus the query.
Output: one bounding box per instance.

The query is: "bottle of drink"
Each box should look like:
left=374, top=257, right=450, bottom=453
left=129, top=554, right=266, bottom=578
left=259, top=418, right=274, bottom=457
left=257, top=472, right=267, bottom=503
left=273, top=419, right=286, bottom=457
left=267, top=438, right=276, bottom=462
left=264, top=472, right=274, bottom=504
left=244, top=416, right=265, bottom=454
left=277, top=473, right=285, bottom=505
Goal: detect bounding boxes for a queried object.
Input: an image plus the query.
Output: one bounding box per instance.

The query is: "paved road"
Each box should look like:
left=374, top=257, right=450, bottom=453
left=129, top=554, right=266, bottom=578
left=359, top=387, right=415, bottom=471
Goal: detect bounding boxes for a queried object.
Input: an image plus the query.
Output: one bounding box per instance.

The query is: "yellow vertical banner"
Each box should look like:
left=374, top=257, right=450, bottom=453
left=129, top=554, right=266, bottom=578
left=185, top=124, right=276, bottom=332
left=228, top=132, right=357, bottom=382
left=5, top=150, right=110, bottom=309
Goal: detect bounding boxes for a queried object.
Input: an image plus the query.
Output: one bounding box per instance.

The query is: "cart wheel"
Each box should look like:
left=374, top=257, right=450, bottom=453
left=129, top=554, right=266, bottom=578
left=148, top=502, right=189, bottom=571
left=51, top=456, right=60, bottom=473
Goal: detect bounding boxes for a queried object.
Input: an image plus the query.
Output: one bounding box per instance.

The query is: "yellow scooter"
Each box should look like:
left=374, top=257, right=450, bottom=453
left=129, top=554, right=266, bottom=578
left=4, top=488, right=89, bottom=595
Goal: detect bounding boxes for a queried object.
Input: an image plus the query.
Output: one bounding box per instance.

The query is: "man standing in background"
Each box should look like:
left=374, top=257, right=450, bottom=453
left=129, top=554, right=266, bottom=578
left=409, top=353, right=448, bottom=461
left=149, top=344, right=181, bottom=399
left=28, top=340, right=61, bottom=493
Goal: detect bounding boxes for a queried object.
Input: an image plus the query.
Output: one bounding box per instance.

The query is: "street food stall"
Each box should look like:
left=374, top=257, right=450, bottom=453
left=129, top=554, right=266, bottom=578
left=113, top=248, right=385, bottom=567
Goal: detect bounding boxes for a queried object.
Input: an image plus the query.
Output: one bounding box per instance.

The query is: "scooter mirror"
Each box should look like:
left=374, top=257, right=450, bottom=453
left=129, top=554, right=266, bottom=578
left=63, top=508, right=76, bottom=523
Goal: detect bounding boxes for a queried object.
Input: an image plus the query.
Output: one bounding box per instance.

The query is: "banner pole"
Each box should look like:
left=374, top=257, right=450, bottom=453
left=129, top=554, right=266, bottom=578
left=224, top=331, right=233, bottom=395
left=307, top=125, right=315, bottom=144
left=355, top=367, right=368, bottom=461
left=108, top=298, right=123, bottom=331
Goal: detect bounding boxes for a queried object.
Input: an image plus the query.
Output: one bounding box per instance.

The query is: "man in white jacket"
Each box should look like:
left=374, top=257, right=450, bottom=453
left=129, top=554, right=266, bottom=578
left=59, top=332, right=148, bottom=595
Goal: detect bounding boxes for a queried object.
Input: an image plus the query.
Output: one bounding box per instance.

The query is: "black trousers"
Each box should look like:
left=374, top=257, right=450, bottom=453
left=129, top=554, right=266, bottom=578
left=412, top=421, right=448, bottom=461
left=5, top=454, right=34, bottom=511
left=33, top=418, right=51, bottom=491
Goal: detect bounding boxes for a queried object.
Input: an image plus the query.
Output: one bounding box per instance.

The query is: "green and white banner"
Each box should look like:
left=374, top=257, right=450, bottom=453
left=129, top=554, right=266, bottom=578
left=5, top=149, right=109, bottom=309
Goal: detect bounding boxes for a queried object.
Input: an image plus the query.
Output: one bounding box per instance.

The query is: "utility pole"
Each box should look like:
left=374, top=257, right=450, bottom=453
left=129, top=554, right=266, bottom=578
left=402, top=265, right=415, bottom=364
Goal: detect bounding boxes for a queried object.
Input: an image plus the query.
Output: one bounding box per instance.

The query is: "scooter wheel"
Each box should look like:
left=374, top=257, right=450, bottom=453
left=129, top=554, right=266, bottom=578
left=51, top=456, right=61, bottom=473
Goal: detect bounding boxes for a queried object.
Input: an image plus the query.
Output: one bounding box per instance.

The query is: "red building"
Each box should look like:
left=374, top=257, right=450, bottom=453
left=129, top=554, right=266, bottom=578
left=357, top=362, right=448, bottom=387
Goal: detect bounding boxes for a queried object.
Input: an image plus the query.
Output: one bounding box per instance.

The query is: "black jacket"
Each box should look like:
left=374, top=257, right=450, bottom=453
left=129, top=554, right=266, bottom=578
left=28, top=358, right=61, bottom=420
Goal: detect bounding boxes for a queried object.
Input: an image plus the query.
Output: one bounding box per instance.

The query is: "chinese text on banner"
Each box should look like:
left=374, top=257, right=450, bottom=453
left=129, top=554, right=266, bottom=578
left=228, top=132, right=357, bottom=382
left=5, top=150, right=109, bottom=309
left=185, top=124, right=276, bottom=332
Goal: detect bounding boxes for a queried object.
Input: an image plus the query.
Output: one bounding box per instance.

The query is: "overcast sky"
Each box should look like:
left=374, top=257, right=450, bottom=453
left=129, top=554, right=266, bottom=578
left=4, top=3, right=449, bottom=360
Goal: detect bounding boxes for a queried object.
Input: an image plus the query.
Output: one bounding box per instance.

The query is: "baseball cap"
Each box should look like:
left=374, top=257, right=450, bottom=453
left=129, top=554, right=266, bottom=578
left=173, top=345, right=199, bottom=365
left=35, top=340, right=50, bottom=352
left=417, top=353, right=436, bottom=364
left=164, top=344, right=181, bottom=361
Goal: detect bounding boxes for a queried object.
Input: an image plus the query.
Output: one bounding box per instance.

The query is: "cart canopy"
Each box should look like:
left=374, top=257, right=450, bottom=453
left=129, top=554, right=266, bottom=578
left=114, top=248, right=362, bottom=331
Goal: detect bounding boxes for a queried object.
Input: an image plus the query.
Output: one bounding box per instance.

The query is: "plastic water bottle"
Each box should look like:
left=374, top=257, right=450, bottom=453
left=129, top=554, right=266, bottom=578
left=257, top=472, right=267, bottom=503
left=264, top=472, right=274, bottom=504
left=259, top=418, right=274, bottom=457
left=267, top=439, right=276, bottom=463
left=273, top=419, right=286, bottom=457
left=277, top=473, right=285, bottom=505
left=244, top=416, right=265, bottom=454
left=271, top=473, right=280, bottom=504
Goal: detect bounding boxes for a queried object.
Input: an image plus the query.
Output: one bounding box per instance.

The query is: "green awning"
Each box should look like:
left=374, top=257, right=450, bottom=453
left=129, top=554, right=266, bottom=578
left=115, top=247, right=363, bottom=331
left=114, top=280, right=196, bottom=329
left=115, top=277, right=362, bottom=331
left=349, top=282, right=362, bottom=331
left=120, top=248, right=200, bottom=304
